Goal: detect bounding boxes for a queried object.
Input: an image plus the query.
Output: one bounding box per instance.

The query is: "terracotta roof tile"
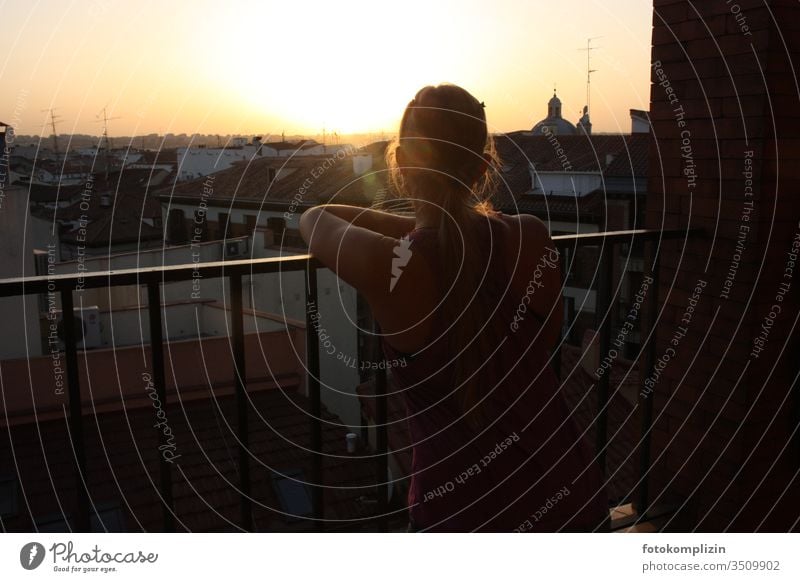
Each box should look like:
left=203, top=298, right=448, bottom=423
left=1, top=388, right=383, bottom=532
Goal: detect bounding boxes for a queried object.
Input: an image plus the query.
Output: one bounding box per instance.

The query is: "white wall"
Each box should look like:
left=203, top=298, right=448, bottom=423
left=49, top=228, right=363, bottom=430
left=163, top=202, right=304, bottom=231
left=531, top=170, right=602, bottom=197
left=0, top=185, right=52, bottom=358
left=177, top=144, right=267, bottom=181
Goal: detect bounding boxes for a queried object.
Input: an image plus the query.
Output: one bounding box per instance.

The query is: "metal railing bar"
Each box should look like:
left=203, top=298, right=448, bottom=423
left=229, top=274, right=252, bottom=531
left=637, top=244, right=661, bottom=520
left=60, top=290, right=90, bottom=532
left=551, top=227, right=701, bottom=245
left=0, top=231, right=701, bottom=298
left=304, top=262, right=324, bottom=529
left=146, top=282, right=175, bottom=532
left=594, top=244, right=614, bottom=477
left=374, top=326, right=389, bottom=533
left=0, top=255, right=317, bottom=297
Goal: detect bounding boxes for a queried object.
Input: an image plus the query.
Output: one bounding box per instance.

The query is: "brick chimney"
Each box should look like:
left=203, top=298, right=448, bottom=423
left=645, top=0, right=800, bottom=530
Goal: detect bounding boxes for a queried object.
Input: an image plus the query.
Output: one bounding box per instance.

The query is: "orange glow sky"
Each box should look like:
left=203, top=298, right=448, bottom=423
left=0, top=0, right=654, bottom=138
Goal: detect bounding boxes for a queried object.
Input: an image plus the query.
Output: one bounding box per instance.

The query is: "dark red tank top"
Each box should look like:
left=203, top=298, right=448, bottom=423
left=382, top=212, right=608, bottom=532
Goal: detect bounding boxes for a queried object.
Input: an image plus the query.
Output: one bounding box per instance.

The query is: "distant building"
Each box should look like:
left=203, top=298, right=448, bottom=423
left=531, top=90, right=579, bottom=136
left=29, top=168, right=169, bottom=259
left=494, top=120, right=650, bottom=352
left=176, top=137, right=353, bottom=181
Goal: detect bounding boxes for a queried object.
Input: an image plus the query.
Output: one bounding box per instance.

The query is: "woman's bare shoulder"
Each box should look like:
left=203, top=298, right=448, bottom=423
left=497, top=212, right=550, bottom=242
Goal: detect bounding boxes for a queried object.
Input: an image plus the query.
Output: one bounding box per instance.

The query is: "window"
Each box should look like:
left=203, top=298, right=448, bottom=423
left=218, top=212, right=229, bottom=239
left=282, top=228, right=305, bottom=249
left=193, top=209, right=209, bottom=242
left=244, top=214, right=257, bottom=234
left=267, top=216, right=286, bottom=237
left=167, top=208, right=188, bottom=243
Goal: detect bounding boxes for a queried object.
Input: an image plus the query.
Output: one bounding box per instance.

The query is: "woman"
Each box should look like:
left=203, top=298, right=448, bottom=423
left=299, top=83, right=608, bottom=532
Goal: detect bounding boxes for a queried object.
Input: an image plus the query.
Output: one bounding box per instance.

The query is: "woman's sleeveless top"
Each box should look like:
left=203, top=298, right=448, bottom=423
left=381, top=212, right=608, bottom=531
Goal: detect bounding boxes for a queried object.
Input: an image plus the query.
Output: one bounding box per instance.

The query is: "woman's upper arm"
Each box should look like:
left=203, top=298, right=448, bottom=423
left=512, top=214, right=564, bottom=345
left=320, top=204, right=416, bottom=238
left=299, top=206, right=399, bottom=299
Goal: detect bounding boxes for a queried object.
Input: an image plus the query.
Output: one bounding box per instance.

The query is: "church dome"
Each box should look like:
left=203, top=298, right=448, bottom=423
left=532, top=90, right=577, bottom=136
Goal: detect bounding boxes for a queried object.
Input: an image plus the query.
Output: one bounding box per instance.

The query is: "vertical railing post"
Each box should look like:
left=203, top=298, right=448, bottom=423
left=594, top=243, right=614, bottom=477
left=793, top=372, right=800, bottom=468
left=147, top=282, right=174, bottom=532
left=637, top=243, right=661, bottom=520
left=60, top=289, right=90, bottom=532
left=373, top=328, right=389, bottom=532
left=230, top=273, right=252, bottom=531
left=304, top=262, right=324, bottom=530
left=552, top=243, right=565, bottom=381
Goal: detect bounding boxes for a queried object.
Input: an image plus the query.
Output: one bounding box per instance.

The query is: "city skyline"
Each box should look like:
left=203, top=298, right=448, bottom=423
left=1, top=0, right=653, bottom=137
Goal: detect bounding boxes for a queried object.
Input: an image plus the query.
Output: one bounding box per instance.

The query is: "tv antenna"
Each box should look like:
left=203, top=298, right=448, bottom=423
left=95, top=106, right=121, bottom=179
left=578, top=37, right=602, bottom=114
left=41, top=108, right=63, bottom=157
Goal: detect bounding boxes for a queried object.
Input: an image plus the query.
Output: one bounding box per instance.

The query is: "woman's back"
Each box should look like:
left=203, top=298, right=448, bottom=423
left=299, top=83, right=608, bottom=532
left=382, top=212, right=608, bottom=531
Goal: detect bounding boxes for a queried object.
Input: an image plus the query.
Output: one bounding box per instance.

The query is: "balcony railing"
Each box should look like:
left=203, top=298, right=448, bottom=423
left=0, top=227, right=701, bottom=532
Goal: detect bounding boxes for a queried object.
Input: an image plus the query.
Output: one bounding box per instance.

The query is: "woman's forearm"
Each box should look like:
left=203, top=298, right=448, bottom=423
left=309, top=204, right=414, bottom=238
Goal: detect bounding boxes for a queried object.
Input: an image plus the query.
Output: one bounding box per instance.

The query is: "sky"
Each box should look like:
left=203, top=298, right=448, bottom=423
left=0, top=0, right=654, bottom=139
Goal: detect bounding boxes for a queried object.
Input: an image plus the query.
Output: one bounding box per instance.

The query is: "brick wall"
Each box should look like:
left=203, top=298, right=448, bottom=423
left=646, top=0, right=800, bottom=530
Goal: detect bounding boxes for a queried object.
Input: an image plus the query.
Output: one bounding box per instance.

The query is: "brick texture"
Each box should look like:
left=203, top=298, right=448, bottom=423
left=645, top=0, right=800, bottom=531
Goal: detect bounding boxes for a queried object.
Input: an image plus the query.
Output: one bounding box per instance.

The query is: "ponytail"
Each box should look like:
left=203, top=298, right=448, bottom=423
left=386, top=83, right=501, bottom=431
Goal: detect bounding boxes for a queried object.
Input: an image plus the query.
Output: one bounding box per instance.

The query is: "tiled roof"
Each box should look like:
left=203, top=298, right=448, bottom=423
left=357, top=344, right=640, bottom=506
left=23, top=182, right=85, bottom=203
left=262, top=140, right=321, bottom=151
left=60, top=212, right=163, bottom=246
left=31, top=169, right=167, bottom=247
left=160, top=145, right=394, bottom=207
left=492, top=132, right=650, bottom=211
left=557, top=344, right=641, bottom=504
left=495, top=189, right=604, bottom=219
left=495, top=131, right=649, bottom=176
left=1, top=387, right=382, bottom=532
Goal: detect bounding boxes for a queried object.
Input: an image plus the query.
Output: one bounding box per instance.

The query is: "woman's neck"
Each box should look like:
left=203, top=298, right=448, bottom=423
left=413, top=200, right=443, bottom=230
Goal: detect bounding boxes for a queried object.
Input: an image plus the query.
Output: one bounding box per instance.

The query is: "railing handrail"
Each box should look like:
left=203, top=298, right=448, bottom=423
left=0, top=254, right=320, bottom=297
left=0, top=227, right=702, bottom=297
left=551, top=227, right=703, bottom=245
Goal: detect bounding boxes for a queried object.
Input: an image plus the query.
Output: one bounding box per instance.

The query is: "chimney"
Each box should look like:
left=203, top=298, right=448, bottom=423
left=352, top=153, right=373, bottom=176
left=630, top=109, right=651, bottom=133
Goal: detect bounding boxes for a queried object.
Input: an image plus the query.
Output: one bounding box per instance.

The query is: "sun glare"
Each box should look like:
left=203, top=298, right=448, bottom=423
left=204, top=0, right=471, bottom=136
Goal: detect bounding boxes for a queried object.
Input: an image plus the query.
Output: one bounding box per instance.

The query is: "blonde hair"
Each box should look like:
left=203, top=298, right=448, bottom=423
left=386, top=83, right=501, bottom=430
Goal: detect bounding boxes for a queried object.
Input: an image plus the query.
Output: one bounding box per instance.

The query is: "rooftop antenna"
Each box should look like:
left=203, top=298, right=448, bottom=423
left=578, top=36, right=602, bottom=114
left=95, top=106, right=121, bottom=180
left=40, top=108, right=62, bottom=158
